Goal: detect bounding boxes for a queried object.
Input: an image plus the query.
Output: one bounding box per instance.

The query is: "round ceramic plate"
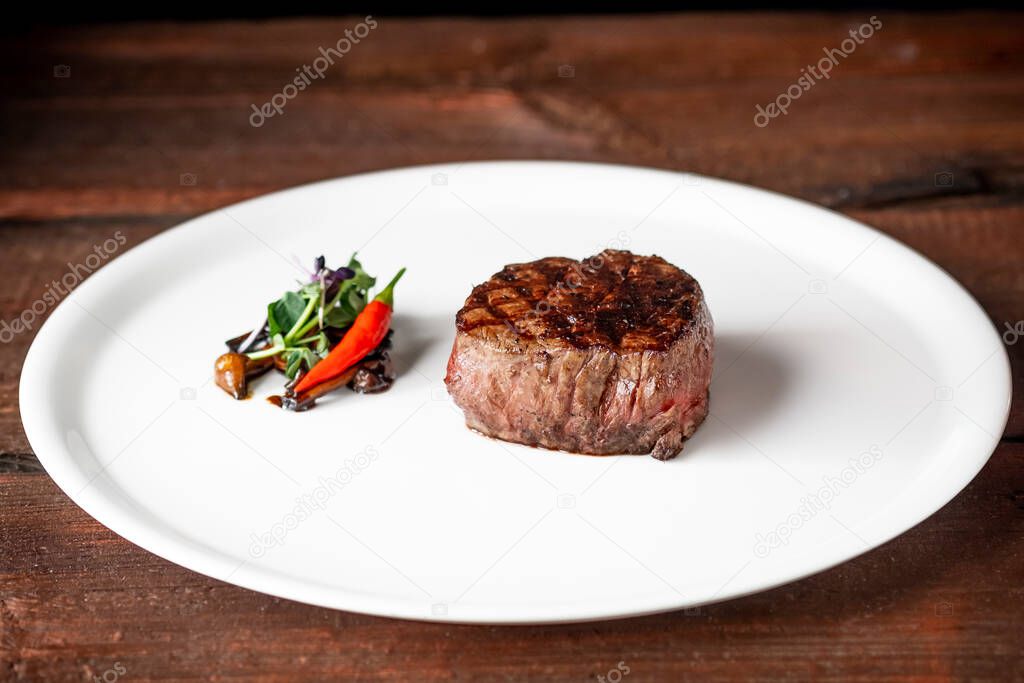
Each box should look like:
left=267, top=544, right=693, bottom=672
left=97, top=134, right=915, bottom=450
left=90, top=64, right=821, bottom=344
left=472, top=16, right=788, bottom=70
left=21, top=162, right=1011, bottom=624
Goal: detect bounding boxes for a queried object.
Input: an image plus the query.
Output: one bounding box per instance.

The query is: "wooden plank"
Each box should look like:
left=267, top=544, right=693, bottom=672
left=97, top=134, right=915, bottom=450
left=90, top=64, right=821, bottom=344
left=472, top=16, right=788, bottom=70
left=0, top=14, right=1022, bottom=219
left=1, top=77, right=1021, bottom=219
left=2, top=443, right=1021, bottom=681
left=2, top=14, right=1022, bottom=91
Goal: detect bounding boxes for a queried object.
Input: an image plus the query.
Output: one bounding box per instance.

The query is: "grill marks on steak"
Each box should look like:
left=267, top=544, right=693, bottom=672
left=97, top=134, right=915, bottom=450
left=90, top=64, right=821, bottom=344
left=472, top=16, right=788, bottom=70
left=456, top=251, right=701, bottom=352
left=446, top=250, right=713, bottom=460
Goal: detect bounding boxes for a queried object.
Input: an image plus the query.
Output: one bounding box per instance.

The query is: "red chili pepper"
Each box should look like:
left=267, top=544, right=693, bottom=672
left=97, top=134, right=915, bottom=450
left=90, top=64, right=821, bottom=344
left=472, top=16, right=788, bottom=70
left=292, top=268, right=405, bottom=395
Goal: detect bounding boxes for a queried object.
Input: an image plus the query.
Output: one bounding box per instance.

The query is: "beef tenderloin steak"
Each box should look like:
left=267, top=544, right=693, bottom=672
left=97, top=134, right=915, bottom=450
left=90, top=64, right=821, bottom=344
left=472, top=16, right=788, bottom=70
left=444, top=249, right=713, bottom=460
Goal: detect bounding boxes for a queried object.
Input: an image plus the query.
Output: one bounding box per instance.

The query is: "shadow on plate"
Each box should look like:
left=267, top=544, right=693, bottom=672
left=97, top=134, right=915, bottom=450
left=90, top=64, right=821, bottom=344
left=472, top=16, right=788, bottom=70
left=388, top=312, right=452, bottom=383
left=680, top=331, right=797, bottom=461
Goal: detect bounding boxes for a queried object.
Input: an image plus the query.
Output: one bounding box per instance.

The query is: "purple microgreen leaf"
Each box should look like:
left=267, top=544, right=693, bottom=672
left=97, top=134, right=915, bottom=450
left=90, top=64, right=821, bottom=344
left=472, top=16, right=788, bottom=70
left=333, top=266, right=355, bottom=281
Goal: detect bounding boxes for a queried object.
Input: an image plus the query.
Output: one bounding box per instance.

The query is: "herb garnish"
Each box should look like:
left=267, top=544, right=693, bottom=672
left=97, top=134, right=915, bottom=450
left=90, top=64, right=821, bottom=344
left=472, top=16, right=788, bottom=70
left=246, top=254, right=377, bottom=379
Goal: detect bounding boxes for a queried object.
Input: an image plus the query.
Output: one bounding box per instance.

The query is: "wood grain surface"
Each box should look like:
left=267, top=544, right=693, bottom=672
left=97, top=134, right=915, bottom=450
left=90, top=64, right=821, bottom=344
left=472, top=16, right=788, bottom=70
left=1, top=12, right=1022, bottom=681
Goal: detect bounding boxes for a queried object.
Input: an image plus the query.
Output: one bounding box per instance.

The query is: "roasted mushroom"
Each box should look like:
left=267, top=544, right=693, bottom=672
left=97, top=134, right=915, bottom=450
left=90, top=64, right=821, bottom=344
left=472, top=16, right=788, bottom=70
left=214, top=351, right=274, bottom=400
left=214, top=353, right=248, bottom=399
left=349, top=350, right=395, bottom=394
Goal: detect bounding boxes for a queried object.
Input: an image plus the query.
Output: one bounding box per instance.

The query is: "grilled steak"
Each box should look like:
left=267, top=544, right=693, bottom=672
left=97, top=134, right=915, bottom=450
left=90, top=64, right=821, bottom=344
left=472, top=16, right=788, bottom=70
left=444, top=249, right=713, bottom=460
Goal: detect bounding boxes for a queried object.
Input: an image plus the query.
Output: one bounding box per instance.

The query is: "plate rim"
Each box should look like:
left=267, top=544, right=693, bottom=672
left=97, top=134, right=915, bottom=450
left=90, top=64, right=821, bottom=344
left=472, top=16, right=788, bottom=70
left=19, top=160, right=1013, bottom=624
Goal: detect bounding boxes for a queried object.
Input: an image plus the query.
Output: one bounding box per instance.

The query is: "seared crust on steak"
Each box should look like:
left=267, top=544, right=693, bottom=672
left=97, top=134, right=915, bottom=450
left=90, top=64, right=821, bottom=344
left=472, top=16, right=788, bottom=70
left=456, top=251, right=703, bottom=352
left=446, top=250, right=713, bottom=460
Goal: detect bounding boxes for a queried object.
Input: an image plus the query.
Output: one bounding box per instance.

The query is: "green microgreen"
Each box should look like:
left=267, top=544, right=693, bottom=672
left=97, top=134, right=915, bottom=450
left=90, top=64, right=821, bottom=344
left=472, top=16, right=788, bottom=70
left=244, top=254, right=376, bottom=378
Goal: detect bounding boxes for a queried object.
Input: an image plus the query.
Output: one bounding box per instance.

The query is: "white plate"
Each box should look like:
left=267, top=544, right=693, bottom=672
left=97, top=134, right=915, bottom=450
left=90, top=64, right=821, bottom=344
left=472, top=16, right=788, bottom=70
left=21, top=161, right=1011, bottom=624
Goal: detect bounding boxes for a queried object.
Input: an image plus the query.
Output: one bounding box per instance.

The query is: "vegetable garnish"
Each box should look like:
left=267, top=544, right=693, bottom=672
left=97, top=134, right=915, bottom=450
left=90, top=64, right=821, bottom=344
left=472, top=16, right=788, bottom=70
left=243, top=254, right=373, bottom=376
left=213, top=255, right=404, bottom=407
left=292, top=268, right=405, bottom=395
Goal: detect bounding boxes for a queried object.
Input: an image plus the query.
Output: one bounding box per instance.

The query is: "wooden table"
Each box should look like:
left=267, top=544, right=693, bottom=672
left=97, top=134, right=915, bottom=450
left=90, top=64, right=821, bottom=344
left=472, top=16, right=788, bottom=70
left=2, top=13, right=1022, bottom=681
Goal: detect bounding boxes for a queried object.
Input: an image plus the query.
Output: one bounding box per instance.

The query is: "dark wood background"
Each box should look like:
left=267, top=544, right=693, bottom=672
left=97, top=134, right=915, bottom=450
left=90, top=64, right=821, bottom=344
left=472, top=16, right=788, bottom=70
left=1, top=12, right=1022, bottom=681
